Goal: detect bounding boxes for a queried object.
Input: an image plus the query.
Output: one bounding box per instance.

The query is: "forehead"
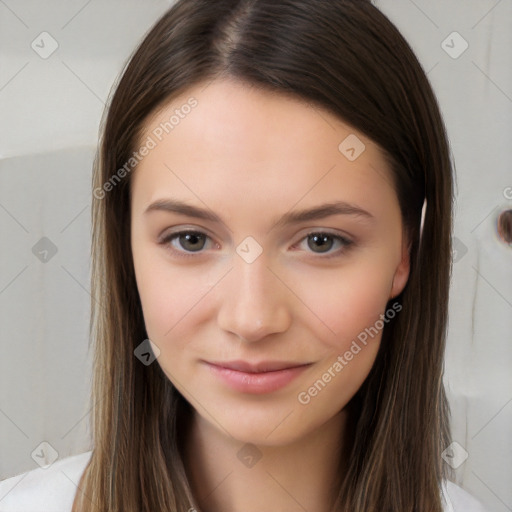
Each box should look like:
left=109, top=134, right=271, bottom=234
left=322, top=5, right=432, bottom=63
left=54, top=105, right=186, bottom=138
left=131, top=78, right=397, bottom=222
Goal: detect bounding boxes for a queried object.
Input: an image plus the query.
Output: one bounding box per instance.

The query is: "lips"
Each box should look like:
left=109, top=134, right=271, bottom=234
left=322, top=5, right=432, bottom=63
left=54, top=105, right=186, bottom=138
left=203, top=359, right=313, bottom=394
left=206, top=360, right=311, bottom=373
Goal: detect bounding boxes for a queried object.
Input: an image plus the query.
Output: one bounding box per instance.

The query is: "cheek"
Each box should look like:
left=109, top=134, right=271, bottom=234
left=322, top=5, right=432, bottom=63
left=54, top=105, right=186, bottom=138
left=132, top=244, right=179, bottom=342
left=135, top=271, right=188, bottom=343
left=132, top=251, right=217, bottom=348
left=294, top=268, right=393, bottom=411
left=290, top=262, right=395, bottom=352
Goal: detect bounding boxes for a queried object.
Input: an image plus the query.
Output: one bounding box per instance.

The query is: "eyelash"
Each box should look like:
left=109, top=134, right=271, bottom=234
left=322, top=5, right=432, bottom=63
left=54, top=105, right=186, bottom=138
left=158, top=229, right=354, bottom=260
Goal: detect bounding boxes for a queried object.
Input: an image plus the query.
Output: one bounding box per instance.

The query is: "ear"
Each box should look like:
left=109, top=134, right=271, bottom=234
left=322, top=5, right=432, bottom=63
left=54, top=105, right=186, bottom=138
left=389, top=231, right=411, bottom=299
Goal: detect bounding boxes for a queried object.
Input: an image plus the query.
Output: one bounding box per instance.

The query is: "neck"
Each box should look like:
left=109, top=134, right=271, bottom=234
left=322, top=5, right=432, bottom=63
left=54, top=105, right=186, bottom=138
left=182, top=407, right=350, bottom=512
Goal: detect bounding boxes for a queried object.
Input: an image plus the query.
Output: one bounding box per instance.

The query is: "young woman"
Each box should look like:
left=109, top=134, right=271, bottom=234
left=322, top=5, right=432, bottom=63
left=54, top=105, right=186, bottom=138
left=0, top=0, right=488, bottom=510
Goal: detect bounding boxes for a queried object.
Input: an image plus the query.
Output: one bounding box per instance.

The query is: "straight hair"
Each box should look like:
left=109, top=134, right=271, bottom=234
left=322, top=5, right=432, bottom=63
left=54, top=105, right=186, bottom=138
left=73, top=0, right=454, bottom=510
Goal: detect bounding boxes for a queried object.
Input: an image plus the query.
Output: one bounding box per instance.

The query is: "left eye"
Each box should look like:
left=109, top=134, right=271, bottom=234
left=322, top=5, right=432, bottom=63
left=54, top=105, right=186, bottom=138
left=159, top=230, right=353, bottom=258
left=294, top=232, right=353, bottom=257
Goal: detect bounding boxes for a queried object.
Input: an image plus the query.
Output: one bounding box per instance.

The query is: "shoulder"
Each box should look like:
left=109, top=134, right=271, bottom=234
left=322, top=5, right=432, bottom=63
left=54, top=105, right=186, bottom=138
left=0, top=457, right=487, bottom=512
left=441, top=480, right=488, bottom=512
left=0, top=450, right=92, bottom=512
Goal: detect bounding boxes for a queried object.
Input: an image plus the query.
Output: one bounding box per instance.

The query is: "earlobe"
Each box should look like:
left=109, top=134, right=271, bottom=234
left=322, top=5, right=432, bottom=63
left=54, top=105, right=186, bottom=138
left=389, top=236, right=411, bottom=299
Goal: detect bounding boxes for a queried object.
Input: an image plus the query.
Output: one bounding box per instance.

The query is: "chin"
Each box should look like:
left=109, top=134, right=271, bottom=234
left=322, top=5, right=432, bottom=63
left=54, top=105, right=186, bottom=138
left=193, top=397, right=334, bottom=448
left=224, top=420, right=307, bottom=448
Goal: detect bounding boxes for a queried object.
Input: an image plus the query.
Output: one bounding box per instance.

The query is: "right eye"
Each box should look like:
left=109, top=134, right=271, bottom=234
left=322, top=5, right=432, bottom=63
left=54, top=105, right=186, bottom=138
left=159, top=230, right=214, bottom=257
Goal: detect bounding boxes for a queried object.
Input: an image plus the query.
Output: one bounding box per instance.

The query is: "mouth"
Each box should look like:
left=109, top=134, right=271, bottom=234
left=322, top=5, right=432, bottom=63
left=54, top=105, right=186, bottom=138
left=202, top=359, right=313, bottom=394
left=207, top=359, right=312, bottom=372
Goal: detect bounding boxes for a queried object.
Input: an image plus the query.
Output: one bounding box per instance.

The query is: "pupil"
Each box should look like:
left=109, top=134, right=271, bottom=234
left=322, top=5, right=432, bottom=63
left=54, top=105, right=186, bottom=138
left=182, top=233, right=204, bottom=251
left=309, top=234, right=332, bottom=253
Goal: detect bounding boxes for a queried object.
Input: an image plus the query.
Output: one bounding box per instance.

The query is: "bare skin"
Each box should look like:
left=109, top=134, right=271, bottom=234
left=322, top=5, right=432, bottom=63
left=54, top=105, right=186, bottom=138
left=130, top=78, right=410, bottom=512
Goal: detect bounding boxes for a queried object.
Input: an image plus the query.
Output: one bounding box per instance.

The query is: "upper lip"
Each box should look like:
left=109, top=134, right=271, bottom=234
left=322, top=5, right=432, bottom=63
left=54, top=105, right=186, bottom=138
left=206, top=360, right=312, bottom=373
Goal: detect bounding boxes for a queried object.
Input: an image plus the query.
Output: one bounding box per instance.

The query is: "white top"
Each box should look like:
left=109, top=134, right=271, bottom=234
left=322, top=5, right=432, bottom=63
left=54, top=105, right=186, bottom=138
left=0, top=451, right=488, bottom=511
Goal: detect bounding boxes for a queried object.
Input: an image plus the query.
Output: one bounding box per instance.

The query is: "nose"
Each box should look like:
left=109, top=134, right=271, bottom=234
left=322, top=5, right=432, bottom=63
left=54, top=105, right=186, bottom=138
left=216, top=251, right=292, bottom=343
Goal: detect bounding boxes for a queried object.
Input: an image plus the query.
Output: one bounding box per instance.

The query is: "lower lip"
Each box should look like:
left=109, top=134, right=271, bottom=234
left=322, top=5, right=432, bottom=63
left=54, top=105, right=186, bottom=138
left=204, top=362, right=312, bottom=394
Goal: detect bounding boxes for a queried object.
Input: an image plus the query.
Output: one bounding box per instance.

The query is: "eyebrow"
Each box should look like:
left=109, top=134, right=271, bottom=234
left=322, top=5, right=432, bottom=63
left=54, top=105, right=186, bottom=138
left=143, top=198, right=375, bottom=228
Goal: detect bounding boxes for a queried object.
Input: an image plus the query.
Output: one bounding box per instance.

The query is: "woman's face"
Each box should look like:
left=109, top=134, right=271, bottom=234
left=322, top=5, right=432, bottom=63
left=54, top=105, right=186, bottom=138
left=130, top=78, right=410, bottom=446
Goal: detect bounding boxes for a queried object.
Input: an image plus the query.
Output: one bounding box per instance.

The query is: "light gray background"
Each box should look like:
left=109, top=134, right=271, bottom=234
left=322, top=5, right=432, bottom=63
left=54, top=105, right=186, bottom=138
left=0, top=1, right=511, bottom=511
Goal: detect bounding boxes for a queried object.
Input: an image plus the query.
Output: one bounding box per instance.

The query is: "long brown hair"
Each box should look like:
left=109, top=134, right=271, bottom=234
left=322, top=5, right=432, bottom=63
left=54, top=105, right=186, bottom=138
left=73, top=0, right=454, bottom=510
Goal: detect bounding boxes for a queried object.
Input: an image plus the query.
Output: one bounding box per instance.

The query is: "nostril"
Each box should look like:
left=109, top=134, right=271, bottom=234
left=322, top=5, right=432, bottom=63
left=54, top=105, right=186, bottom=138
left=497, top=209, right=512, bottom=245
